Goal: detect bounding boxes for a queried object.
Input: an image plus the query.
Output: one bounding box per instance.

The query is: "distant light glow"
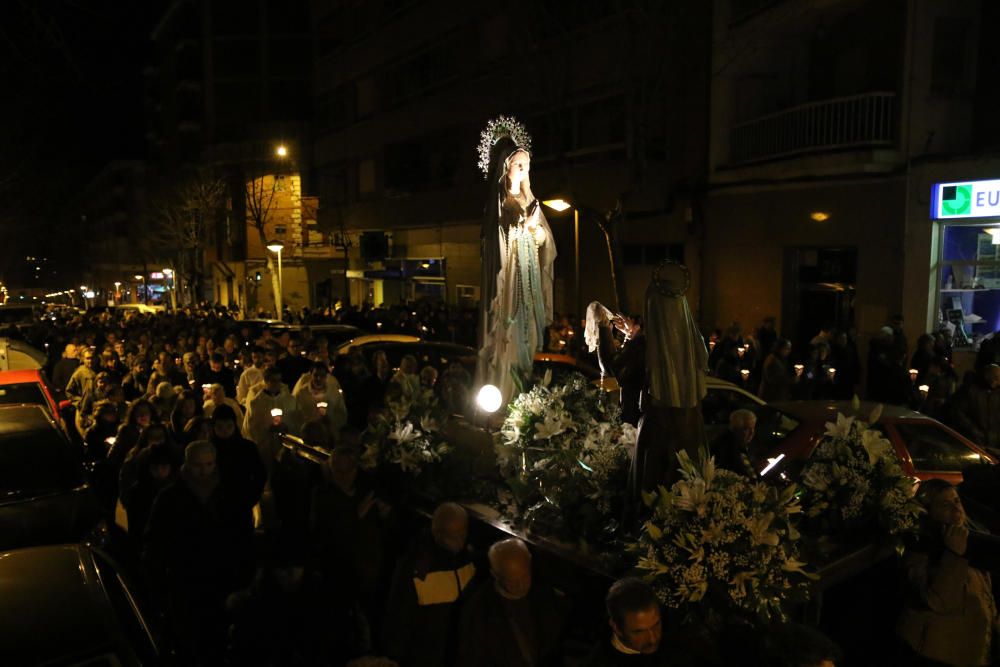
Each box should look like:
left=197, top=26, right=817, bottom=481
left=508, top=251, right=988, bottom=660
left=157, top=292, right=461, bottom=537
left=543, top=199, right=571, bottom=212
left=276, top=144, right=288, bottom=158
left=810, top=211, right=830, bottom=222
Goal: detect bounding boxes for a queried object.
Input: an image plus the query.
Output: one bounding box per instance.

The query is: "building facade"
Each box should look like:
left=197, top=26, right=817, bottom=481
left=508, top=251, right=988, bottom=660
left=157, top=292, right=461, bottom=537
left=704, top=0, right=991, bottom=372
left=309, top=0, right=711, bottom=317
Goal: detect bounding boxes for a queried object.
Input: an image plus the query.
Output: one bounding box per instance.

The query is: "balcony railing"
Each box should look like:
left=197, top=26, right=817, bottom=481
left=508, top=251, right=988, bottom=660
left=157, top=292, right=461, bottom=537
left=729, top=91, right=897, bottom=165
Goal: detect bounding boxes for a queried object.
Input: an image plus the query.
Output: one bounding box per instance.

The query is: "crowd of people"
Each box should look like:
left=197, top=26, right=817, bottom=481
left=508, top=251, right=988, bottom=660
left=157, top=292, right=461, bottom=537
left=6, top=300, right=1000, bottom=665
left=703, top=314, right=1000, bottom=454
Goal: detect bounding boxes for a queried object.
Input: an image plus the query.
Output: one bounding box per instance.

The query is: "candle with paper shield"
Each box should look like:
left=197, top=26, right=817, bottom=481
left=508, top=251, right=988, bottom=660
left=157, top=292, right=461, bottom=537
left=271, top=408, right=283, bottom=425
left=827, top=367, right=837, bottom=381
left=908, top=369, right=918, bottom=383
left=317, top=401, right=328, bottom=417
left=794, top=364, right=804, bottom=376
left=740, top=369, right=750, bottom=383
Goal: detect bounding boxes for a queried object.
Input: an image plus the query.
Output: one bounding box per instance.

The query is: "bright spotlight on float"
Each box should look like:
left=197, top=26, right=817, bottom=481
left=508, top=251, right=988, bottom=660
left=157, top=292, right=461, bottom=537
left=476, top=384, right=503, bottom=413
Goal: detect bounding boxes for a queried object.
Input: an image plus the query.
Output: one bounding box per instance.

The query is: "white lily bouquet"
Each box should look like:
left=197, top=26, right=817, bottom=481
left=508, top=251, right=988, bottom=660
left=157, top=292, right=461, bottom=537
left=361, top=385, right=451, bottom=476
left=797, top=406, right=922, bottom=548
left=496, top=372, right=636, bottom=540
left=634, top=451, right=813, bottom=622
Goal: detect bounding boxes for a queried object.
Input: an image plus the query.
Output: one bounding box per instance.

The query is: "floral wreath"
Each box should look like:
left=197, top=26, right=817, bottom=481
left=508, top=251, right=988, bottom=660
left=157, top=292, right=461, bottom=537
left=478, top=115, right=533, bottom=179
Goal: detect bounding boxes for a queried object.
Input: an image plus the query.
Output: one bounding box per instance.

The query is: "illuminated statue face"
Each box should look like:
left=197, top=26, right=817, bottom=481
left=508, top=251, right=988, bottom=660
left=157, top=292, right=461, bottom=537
left=506, top=150, right=530, bottom=186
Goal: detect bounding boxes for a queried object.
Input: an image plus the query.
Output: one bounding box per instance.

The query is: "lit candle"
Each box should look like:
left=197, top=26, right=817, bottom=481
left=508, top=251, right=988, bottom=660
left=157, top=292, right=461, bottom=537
left=918, top=384, right=929, bottom=397
left=740, top=369, right=750, bottom=382
left=794, top=364, right=804, bottom=376
left=737, top=346, right=746, bottom=358
left=908, top=368, right=919, bottom=383
left=827, top=367, right=837, bottom=381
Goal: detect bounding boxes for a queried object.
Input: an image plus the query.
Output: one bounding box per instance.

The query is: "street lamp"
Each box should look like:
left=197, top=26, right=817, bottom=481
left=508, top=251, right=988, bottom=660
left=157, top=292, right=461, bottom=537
left=113, top=281, right=121, bottom=304
left=543, top=199, right=580, bottom=318
left=267, top=240, right=285, bottom=319
left=163, top=267, right=176, bottom=311
left=275, top=144, right=288, bottom=158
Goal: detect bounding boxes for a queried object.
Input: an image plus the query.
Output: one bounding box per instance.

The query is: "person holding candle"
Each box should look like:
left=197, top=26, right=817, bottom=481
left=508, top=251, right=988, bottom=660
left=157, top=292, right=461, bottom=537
left=759, top=339, right=797, bottom=402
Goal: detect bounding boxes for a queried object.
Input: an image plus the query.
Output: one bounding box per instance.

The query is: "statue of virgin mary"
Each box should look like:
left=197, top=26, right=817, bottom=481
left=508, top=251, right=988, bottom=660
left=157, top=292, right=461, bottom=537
left=476, top=116, right=557, bottom=404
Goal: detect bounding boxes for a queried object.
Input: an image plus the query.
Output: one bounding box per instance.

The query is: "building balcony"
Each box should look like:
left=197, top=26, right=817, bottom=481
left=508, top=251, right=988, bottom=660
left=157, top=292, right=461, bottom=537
left=728, top=91, right=897, bottom=165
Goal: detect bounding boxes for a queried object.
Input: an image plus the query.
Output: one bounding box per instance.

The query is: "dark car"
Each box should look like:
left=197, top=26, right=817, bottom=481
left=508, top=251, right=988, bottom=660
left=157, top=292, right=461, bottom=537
left=338, top=339, right=479, bottom=375
left=286, top=323, right=364, bottom=348
left=0, top=543, right=160, bottom=664
left=0, top=404, right=101, bottom=550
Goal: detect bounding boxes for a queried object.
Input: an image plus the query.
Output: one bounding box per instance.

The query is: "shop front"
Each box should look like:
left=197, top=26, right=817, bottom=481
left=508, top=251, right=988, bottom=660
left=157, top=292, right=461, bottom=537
left=931, top=178, right=1000, bottom=354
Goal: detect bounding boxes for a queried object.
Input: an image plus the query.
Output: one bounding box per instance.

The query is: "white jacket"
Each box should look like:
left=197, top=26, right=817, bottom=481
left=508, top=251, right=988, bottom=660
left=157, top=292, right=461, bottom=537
left=292, top=374, right=348, bottom=436
left=242, top=384, right=299, bottom=456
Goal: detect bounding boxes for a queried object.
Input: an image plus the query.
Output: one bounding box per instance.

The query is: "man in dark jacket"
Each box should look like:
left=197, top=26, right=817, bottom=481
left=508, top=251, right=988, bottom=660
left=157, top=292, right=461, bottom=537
left=209, top=404, right=266, bottom=585
left=950, top=364, right=1000, bottom=450
left=596, top=314, right=645, bottom=427
left=584, top=578, right=696, bottom=667
left=196, top=352, right=236, bottom=398
left=277, top=336, right=313, bottom=388
left=143, top=440, right=243, bottom=665
left=457, top=538, right=567, bottom=667
left=710, top=409, right=758, bottom=478
left=383, top=502, right=477, bottom=667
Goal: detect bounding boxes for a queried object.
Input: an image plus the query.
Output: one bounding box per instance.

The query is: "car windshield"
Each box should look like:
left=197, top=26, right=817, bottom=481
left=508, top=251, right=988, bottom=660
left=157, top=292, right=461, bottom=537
left=895, top=422, right=986, bottom=472
left=701, top=387, right=800, bottom=452
left=0, top=382, right=48, bottom=409
left=0, top=424, right=81, bottom=498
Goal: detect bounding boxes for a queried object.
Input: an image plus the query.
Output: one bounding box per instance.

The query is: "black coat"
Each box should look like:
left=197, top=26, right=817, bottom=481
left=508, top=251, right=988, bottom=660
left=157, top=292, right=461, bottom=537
left=142, top=477, right=245, bottom=597
left=457, top=581, right=568, bottom=667
left=383, top=534, right=479, bottom=667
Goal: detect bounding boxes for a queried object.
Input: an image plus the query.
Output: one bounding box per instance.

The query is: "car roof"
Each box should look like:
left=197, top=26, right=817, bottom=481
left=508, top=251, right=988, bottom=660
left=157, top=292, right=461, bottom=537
left=0, top=544, right=117, bottom=661
left=335, top=334, right=421, bottom=352
left=769, top=400, right=926, bottom=421
left=0, top=369, right=44, bottom=385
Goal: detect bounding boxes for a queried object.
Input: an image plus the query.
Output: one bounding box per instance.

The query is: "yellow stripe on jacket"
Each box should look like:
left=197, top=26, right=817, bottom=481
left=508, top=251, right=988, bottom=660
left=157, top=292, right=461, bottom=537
left=413, top=563, right=476, bottom=606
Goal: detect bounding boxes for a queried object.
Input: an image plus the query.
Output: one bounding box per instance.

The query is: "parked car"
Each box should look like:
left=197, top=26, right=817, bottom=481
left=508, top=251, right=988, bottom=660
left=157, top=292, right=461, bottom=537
left=766, top=400, right=995, bottom=484
left=112, top=303, right=165, bottom=316
left=337, top=339, right=477, bottom=375
left=286, top=323, right=364, bottom=348
left=0, top=369, right=63, bottom=422
left=0, top=404, right=101, bottom=550
left=0, top=543, right=160, bottom=664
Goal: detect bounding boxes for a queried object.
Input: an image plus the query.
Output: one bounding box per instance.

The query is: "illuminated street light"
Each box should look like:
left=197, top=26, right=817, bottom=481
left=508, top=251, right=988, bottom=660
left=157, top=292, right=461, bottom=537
left=275, top=145, right=288, bottom=158
left=543, top=199, right=580, bottom=316
left=267, top=240, right=285, bottom=318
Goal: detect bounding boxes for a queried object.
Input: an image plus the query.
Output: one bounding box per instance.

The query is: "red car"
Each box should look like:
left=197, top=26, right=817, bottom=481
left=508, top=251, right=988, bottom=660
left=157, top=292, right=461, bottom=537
left=764, top=400, right=995, bottom=484
left=0, top=369, right=64, bottom=425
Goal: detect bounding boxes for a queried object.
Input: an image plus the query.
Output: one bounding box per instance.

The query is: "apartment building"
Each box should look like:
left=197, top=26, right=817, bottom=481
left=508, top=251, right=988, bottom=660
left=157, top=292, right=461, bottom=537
left=704, top=0, right=995, bottom=371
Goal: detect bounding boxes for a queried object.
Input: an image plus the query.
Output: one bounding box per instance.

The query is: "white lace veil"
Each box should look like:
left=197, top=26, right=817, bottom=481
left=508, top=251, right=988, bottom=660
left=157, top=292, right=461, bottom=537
left=585, top=301, right=614, bottom=353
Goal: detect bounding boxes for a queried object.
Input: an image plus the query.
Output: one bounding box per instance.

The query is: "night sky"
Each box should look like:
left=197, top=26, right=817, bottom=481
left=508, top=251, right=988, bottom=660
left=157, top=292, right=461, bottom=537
left=0, top=1, right=154, bottom=280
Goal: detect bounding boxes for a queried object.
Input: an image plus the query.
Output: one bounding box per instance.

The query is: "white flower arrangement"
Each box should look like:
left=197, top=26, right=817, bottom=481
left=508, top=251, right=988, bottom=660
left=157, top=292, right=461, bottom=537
left=797, top=407, right=923, bottom=544
left=634, top=450, right=813, bottom=622
left=496, top=372, right=634, bottom=538
left=361, top=387, right=451, bottom=476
